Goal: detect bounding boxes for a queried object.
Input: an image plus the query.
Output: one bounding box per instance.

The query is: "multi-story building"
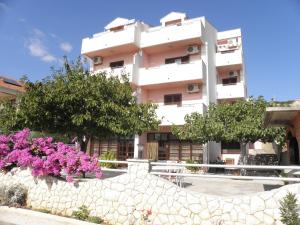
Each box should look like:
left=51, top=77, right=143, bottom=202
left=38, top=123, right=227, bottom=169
left=81, top=12, right=247, bottom=164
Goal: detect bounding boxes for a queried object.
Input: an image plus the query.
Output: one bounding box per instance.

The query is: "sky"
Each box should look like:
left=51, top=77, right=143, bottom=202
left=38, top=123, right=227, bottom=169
left=0, top=0, right=299, bottom=101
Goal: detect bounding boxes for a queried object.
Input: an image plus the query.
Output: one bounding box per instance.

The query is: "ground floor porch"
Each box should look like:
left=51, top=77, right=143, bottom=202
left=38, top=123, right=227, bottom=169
left=87, top=130, right=203, bottom=162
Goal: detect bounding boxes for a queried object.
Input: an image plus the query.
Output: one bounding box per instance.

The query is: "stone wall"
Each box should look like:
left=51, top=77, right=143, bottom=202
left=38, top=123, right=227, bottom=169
left=1, top=159, right=300, bottom=225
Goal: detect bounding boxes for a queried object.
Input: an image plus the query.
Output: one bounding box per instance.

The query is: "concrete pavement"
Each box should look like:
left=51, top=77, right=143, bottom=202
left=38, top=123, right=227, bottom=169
left=183, top=177, right=284, bottom=196
left=0, top=207, right=99, bottom=225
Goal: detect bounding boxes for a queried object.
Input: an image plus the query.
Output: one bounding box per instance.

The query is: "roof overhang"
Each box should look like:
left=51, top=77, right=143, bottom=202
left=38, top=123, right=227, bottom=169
left=264, top=106, right=300, bottom=127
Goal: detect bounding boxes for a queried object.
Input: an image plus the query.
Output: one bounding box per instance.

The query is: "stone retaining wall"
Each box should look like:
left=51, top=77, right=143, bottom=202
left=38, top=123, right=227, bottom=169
left=1, top=159, right=300, bottom=225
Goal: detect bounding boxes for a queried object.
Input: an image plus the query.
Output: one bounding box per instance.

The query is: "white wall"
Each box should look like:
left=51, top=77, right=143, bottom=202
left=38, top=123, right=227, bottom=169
left=1, top=161, right=299, bottom=225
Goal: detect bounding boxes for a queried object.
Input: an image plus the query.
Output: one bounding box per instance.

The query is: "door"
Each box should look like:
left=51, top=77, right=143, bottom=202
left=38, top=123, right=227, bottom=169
left=118, top=140, right=134, bottom=161
left=289, top=137, right=299, bottom=165
left=158, top=140, right=169, bottom=160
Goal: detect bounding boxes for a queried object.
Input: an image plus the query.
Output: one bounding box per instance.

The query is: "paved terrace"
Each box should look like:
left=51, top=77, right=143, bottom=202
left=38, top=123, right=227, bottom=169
left=98, top=171, right=285, bottom=196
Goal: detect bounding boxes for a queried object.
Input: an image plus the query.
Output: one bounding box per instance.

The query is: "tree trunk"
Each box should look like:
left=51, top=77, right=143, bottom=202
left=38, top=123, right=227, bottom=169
left=240, top=142, right=247, bottom=165
left=77, top=135, right=90, bottom=179
left=78, top=135, right=90, bottom=153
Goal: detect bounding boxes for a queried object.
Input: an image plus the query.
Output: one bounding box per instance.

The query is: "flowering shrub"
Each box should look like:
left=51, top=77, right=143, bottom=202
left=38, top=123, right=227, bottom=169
left=0, top=129, right=102, bottom=182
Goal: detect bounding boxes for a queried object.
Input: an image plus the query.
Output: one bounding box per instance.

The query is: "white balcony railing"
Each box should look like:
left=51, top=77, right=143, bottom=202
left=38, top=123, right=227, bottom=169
left=216, top=82, right=246, bottom=99
left=140, top=19, right=203, bottom=48
left=216, top=49, right=243, bottom=67
left=156, top=103, right=205, bottom=126
left=81, top=25, right=138, bottom=54
left=138, top=60, right=206, bottom=86
left=93, top=64, right=135, bottom=83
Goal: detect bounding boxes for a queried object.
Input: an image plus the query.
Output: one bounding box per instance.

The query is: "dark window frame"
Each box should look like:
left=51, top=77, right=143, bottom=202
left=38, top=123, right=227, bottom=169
left=222, top=77, right=237, bottom=86
left=109, top=26, right=125, bottom=32
left=221, top=141, right=241, bottom=154
left=164, top=93, right=182, bottom=106
left=165, top=55, right=190, bottom=65
left=110, top=60, right=124, bottom=69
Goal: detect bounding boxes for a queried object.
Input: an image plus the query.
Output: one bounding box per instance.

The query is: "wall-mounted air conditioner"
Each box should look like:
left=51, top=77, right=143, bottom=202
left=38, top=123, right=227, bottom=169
left=227, top=38, right=238, bottom=48
left=93, top=56, right=103, bottom=65
left=228, top=71, right=239, bottom=77
left=186, top=45, right=200, bottom=55
left=217, top=38, right=239, bottom=52
left=186, top=83, right=200, bottom=93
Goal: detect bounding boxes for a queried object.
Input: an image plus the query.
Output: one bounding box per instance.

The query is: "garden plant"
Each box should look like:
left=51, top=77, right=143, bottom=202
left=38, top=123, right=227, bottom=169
left=0, top=129, right=102, bottom=182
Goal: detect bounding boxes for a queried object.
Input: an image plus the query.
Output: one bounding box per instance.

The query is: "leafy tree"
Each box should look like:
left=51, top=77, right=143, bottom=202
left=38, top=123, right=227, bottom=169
left=0, top=57, right=159, bottom=151
left=173, top=97, right=285, bottom=159
left=280, top=192, right=299, bottom=225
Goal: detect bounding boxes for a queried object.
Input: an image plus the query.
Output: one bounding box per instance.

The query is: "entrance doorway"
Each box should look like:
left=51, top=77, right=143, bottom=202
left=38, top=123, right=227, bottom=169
left=118, top=140, right=134, bottom=161
left=146, top=132, right=203, bottom=161
left=289, top=136, right=299, bottom=165
left=158, top=140, right=169, bottom=160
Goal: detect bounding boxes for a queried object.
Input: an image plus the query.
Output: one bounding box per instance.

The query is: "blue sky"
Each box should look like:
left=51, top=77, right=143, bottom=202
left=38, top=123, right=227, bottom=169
left=0, top=0, right=299, bottom=101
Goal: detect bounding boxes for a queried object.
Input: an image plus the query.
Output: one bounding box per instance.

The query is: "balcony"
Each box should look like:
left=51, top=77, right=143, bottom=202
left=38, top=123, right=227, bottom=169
left=156, top=103, right=206, bottom=126
left=81, top=25, right=139, bottom=57
left=140, top=19, right=203, bottom=49
left=216, top=82, right=246, bottom=99
left=138, top=60, right=206, bottom=86
left=216, top=49, right=243, bottom=68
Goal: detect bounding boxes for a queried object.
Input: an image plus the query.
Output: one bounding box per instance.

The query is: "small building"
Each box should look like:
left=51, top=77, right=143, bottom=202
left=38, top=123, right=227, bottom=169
left=264, top=102, right=300, bottom=165
left=0, top=76, right=24, bottom=100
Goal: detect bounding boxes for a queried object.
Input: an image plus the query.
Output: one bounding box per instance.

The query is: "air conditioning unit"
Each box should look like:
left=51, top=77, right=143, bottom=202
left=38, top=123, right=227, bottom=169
left=187, top=83, right=200, bottom=93
left=228, top=71, right=238, bottom=77
left=93, top=56, right=103, bottom=65
left=227, top=38, right=238, bottom=48
left=217, top=44, right=227, bottom=52
left=187, top=45, right=200, bottom=55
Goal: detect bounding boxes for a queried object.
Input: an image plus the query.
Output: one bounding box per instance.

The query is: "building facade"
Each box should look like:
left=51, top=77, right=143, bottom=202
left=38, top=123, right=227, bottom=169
left=264, top=101, right=300, bottom=165
left=81, top=12, right=247, bottom=163
left=0, top=76, right=24, bottom=100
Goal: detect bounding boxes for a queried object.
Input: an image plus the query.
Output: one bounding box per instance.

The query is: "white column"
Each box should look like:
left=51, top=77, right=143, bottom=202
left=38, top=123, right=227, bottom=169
left=133, top=87, right=142, bottom=159
left=133, top=135, right=140, bottom=159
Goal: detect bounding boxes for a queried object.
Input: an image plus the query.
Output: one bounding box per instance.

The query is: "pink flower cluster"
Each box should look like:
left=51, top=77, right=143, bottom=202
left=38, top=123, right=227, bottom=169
left=0, top=129, right=102, bottom=182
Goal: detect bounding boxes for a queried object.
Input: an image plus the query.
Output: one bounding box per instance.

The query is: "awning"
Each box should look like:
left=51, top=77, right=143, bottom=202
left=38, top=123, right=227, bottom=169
left=264, top=106, right=300, bottom=127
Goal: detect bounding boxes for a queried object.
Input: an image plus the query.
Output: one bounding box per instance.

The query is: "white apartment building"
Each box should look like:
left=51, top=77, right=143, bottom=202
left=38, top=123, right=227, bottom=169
left=81, top=12, right=247, bottom=164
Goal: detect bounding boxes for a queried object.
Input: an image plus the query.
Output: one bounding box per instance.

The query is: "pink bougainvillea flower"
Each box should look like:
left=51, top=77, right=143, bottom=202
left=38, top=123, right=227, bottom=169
left=0, top=129, right=102, bottom=182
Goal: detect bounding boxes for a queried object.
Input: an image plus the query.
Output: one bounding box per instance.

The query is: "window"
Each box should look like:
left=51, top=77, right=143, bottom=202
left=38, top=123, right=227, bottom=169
left=165, top=55, right=189, bottom=64
left=229, top=71, right=235, bottom=76
left=164, top=94, right=182, bottom=106
left=222, top=77, right=237, bottom=85
left=109, top=60, right=124, bottom=69
left=147, top=133, right=170, bottom=142
left=165, top=19, right=182, bottom=26
left=221, top=141, right=241, bottom=154
left=109, top=26, right=124, bottom=32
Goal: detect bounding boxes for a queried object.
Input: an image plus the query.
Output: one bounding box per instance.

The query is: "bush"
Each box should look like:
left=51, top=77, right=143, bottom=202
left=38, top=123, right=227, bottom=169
left=87, top=216, right=103, bottom=224
left=280, top=192, right=300, bottom=225
left=72, top=205, right=89, bottom=221
left=72, top=205, right=103, bottom=224
left=0, top=184, right=27, bottom=207
left=0, top=129, right=102, bottom=182
left=185, top=159, right=200, bottom=173
left=100, top=151, right=117, bottom=169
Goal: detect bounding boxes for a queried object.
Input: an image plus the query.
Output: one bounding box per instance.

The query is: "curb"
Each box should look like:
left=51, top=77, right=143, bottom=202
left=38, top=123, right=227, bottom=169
left=0, top=206, right=102, bottom=225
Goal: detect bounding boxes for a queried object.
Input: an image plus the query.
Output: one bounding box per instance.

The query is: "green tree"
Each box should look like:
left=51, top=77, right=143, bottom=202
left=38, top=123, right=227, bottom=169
left=173, top=97, right=285, bottom=160
left=0, top=57, right=159, bottom=151
left=280, top=192, right=299, bottom=225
